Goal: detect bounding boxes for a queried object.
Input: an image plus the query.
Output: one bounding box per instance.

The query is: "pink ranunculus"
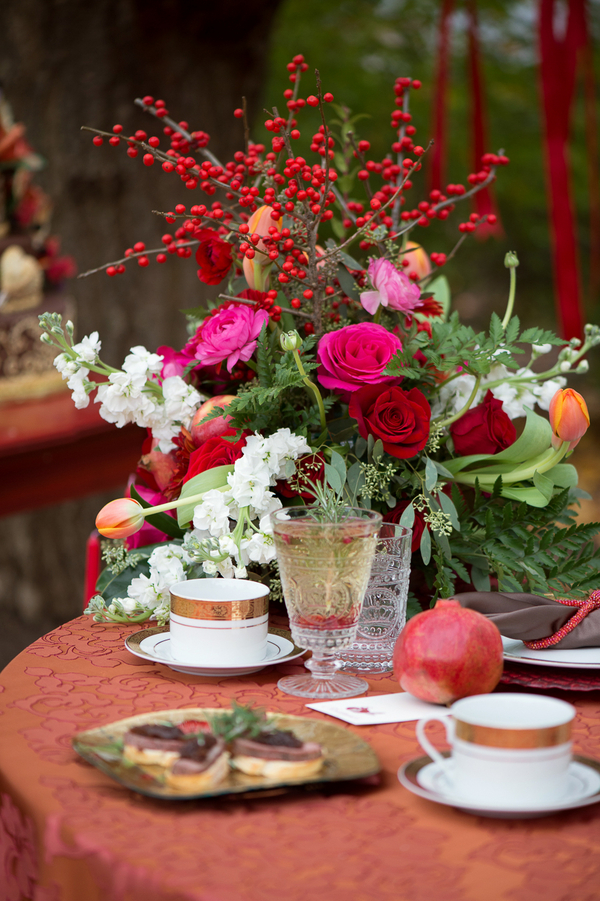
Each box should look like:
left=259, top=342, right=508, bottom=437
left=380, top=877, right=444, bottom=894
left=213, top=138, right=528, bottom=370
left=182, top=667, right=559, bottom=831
left=156, top=345, right=196, bottom=379
left=188, top=304, right=270, bottom=372
left=360, top=258, right=422, bottom=316
left=316, top=322, right=402, bottom=397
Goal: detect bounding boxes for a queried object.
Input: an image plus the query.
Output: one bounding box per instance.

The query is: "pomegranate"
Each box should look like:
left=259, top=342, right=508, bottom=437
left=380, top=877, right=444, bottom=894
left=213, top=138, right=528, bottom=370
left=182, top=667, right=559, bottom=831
left=393, top=598, right=503, bottom=704
left=190, top=395, right=235, bottom=447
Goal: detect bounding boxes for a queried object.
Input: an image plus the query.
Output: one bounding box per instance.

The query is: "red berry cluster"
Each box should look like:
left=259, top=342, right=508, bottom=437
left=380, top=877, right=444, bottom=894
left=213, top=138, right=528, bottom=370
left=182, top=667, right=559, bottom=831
left=87, top=54, right=509, bottom=336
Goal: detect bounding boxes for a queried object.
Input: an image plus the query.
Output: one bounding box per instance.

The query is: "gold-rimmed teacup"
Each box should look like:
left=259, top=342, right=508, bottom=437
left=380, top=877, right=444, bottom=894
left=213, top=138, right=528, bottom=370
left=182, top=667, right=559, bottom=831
left=169, top=579, right=270, bottom=666
left=416, top=693, right=575, bottom=807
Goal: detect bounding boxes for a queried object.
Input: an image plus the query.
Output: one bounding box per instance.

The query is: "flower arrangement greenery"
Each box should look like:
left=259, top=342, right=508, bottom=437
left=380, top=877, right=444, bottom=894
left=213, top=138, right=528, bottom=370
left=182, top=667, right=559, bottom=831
left=39, top=54, right=600, bottom=626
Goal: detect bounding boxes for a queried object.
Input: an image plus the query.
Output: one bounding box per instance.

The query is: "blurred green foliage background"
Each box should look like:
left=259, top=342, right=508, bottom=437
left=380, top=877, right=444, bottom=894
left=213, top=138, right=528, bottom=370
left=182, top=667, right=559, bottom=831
left=259, top=0, right=600, bottom=336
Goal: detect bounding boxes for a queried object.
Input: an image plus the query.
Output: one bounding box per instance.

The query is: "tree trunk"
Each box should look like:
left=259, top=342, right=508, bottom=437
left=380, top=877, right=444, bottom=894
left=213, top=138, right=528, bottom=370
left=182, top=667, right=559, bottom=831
left=0, top=0, right=282, bottom=651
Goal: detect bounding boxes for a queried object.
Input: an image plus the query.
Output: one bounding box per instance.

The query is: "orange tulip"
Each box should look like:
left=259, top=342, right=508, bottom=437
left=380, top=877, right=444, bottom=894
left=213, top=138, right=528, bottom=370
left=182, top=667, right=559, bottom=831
left=96, top=497, right=145, bottom=539
left=401, top=241, right=431, bottom=280
left=243, top=205, right=282, bottom=290
left=549, top=388, right=590, bottom=449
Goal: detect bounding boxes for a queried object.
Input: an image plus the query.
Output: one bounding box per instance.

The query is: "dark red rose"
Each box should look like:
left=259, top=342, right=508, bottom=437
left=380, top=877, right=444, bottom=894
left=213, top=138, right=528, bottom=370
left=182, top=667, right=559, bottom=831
left=183, top=429, right=246, bottom=483
left=195, top=229, right=233, bottom=285
left=349, top=384, right=431, bottom=459
left=384, top=500, right=426, bottom=552
left=278, top=452, right=326, bottom=499
left=450, top=390, right=516, bottom=456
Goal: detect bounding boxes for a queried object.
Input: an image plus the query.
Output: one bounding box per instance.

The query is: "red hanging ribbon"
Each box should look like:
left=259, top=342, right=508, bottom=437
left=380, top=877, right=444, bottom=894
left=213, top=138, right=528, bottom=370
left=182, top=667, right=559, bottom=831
left=539, top=0, right=587, bottom=340
left=466, top=0, right=502, bottom=238
left=429, top=0, right=454, bottom=193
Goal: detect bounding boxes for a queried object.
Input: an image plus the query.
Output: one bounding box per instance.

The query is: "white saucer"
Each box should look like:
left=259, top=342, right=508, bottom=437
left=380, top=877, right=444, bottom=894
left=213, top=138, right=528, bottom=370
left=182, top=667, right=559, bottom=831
left=398, top=754, right=600, bottom=818
left=502, top=636, right=600, bottom=669
left=125, top=626, right=305, bottom=676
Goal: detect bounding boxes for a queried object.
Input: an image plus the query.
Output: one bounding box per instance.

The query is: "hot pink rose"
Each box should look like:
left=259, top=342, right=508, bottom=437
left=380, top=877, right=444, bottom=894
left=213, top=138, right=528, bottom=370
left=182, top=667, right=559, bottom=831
left=316, top=322, right=402, bottom=396
left=360, top=258, right=421, bottom=315
left=187, top=304, right=269, bottom=372
left=156, top=345, right=196, bottom=379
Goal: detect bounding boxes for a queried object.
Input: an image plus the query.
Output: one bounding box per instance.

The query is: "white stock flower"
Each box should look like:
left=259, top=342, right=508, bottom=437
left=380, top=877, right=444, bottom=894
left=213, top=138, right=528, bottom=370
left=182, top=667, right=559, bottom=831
left=192, top=489, right=233, bottom=537
left=72, top=331, right=101, bottom=364
left=263, top=428, right=311, bottom=479
left=122, top=346, right=163, bottom=377
left=54, top=353, right=79, bottom=379
left=162, top=376, right=202, bottom=424
left=202, top=560, right=218, bottom=575
left=95, top=370, right=157, bottom=428
left=67, top=369, right=90, bottom=409
left=240, top=530, right=277, bottom=565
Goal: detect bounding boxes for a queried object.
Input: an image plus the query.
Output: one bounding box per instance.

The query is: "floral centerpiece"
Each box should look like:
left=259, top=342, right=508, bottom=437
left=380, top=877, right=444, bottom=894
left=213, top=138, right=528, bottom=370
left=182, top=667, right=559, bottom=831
left=39, top=55, right=600, bottom=626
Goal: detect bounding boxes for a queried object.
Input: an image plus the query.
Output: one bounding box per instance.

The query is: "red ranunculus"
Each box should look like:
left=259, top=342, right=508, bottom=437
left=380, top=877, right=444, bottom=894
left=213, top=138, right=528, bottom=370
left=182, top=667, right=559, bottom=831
left=349, top=384, right=431, bottom=459
left=195, top=229, right=233, bottom=285
left=183, top=429, right=246, bottom=482
left=384, top=500, right=426, bottom=552
left=450, top=390, right=516, bottom=456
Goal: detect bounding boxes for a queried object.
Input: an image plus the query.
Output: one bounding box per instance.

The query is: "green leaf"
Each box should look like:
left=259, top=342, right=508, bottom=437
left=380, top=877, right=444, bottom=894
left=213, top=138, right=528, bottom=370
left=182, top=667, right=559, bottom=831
left=346, top=461, right=365, bottom=500
left=426, top=275, right=450, bottom=319
left=372, top=439, right=384, bottom=462
left=336, top=264, right=360, bottom=301
left=177, top=465, right=233, bottom=526
left=533, top=471, right=554, bottom=502
left=545, top=464, right=578, bottom=488
left=471, top=565, right=491, bottom=592
left=355, top=436, right=367, bottom=458
left=424, top=457, right=438, bottom=492
left=438, top=491, right=461, bottom=531
left=339, top=250, right=364, bottom=271
left=329, top=449, right=347, bottom=484
left=399, top=502, right=415, bottom=529
left=130, top=485, right=186, bottom=539
left=420, top=527, right=431, bottom=566
left=500, top=485, right=552, bottom=507
left=324, top=462, right=344, bottom=494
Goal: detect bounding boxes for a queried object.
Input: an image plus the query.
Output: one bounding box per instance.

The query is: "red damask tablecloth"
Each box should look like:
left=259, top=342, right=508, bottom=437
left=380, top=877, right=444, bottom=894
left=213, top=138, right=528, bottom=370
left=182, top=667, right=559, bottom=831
left=2, top=616, right=600, bottom=901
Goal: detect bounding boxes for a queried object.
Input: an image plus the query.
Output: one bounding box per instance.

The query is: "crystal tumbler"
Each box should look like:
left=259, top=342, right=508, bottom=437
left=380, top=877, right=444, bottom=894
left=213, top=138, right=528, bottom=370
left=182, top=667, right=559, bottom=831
left=338, top=524, right=412, bottom=673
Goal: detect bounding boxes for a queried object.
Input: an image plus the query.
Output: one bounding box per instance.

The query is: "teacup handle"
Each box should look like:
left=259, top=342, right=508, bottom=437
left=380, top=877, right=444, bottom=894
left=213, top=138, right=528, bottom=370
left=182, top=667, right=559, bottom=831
left=416, top=715, right=454, bottom=782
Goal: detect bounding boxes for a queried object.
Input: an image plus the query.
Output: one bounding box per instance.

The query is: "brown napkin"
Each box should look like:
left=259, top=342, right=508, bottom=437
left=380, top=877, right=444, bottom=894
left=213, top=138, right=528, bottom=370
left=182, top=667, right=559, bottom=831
left=454, top=591, right=600, bottom=650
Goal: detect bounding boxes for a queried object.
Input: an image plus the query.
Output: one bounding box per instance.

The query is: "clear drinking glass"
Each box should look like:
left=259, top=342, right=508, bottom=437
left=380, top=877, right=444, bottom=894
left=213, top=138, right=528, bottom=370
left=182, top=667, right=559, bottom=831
left=271, top=506, right=382, bottom=699
left=338, top=524, right=412, bottom=673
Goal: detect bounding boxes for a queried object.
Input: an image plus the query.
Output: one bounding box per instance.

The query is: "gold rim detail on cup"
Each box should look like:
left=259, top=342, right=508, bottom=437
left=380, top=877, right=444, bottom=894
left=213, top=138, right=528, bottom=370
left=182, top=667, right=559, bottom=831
left=170, top=594, right=269, bottom=621
left=455, top=720, right=572, bottom=749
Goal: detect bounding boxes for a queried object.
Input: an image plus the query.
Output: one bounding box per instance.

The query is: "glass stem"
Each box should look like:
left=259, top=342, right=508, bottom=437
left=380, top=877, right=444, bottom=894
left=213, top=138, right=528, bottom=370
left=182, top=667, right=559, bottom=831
left=305, top=650, right=342, bottom=679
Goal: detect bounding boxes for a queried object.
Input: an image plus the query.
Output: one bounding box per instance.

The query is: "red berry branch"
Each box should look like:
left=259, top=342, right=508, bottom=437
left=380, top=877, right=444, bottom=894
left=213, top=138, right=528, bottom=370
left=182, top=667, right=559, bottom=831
left=77, top=53, right=508, bottom=337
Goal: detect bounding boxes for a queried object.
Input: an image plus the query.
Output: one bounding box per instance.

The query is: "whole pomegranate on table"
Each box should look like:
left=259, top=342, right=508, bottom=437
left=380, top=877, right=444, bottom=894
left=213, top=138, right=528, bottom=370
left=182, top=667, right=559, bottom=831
left=393, top=599, right=504, bottom=704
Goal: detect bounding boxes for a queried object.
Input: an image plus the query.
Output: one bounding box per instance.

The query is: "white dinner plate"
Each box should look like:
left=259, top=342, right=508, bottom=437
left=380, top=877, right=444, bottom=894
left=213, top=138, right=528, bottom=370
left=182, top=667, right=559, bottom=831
left=502, top=636, right=600, bottom=669
left=398, top=754, right=600, bottom=819
left=125, top=625, right=305, bottom=676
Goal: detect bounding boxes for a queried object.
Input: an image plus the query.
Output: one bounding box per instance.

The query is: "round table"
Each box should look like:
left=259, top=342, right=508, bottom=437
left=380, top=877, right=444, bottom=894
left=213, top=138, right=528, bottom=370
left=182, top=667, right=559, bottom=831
left=2, top=616, right=600, bottom=901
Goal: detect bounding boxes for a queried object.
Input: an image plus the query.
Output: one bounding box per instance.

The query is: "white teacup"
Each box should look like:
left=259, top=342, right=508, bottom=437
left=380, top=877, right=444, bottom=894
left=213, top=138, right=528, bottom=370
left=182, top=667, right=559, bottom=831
left=169, top=579, right=270, bottom=666
left=416, top=693, right=575, bottom=807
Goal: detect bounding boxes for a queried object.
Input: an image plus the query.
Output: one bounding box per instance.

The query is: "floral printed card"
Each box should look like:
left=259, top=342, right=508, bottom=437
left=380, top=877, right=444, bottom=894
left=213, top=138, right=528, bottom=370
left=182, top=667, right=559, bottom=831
left=306, top=692, right=452, bottom=726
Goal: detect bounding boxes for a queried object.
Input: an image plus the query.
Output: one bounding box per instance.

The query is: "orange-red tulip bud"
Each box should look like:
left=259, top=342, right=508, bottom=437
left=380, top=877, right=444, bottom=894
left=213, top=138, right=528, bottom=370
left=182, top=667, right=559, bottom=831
left=96, top=498, right=145, bottom=539
left=549, top=388, right=590, bottom=449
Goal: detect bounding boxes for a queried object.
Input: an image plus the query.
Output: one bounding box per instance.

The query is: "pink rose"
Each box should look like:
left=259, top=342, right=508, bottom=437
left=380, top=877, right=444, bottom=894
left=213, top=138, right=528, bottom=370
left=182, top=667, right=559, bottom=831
left=187, top=304, right=269, bottom=372
left=316, top=322, right=402, bottom=396
left=360, top=258, right=421, bottom=315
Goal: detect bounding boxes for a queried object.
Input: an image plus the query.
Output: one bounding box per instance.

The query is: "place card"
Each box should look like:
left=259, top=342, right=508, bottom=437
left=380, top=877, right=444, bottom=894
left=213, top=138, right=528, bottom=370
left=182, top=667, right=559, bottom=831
left=306, top=692, right=452, bottom=725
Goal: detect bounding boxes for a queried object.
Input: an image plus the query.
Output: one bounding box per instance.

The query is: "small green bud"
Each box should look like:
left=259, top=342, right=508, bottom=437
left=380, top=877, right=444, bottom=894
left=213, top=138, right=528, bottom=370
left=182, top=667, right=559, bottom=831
left=280, top=330, right=302, bottom=352
left=40, top=333, right=53, bottom=345
left=504, top=251, right=519, bottom=268
left=576, top=359, right=589, bottom=374
left=65, top=320, right=74, bottom=338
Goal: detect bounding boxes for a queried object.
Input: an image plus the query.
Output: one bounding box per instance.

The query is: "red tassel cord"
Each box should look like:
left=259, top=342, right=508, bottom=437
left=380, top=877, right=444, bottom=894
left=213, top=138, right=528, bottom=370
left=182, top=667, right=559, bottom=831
left=466, top=0, right=502, bottom=238
left=429, top=0, right=454, bottom=193
left=539, top=0, right=587, bottom=340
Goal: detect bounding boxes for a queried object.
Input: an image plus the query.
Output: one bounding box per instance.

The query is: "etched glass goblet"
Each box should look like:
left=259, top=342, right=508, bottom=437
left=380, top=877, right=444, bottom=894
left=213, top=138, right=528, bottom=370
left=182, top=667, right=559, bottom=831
left=271, top=506, right=382, bottom=699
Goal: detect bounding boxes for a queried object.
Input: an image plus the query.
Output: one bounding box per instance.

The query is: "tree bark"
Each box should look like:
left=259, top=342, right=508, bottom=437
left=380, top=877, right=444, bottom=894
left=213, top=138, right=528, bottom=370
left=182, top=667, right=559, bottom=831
left=0, top=0, right=282, bottom=645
